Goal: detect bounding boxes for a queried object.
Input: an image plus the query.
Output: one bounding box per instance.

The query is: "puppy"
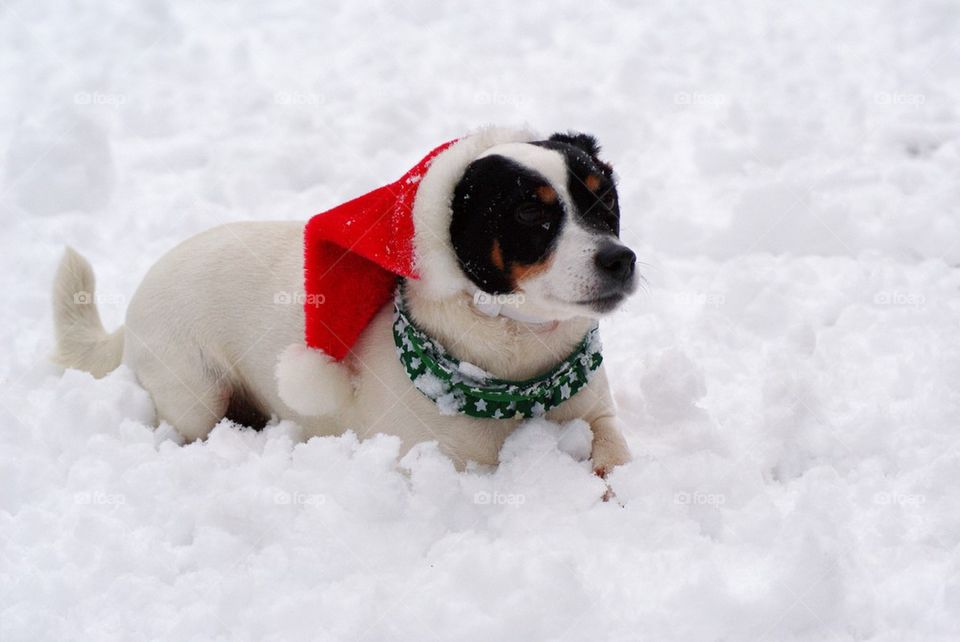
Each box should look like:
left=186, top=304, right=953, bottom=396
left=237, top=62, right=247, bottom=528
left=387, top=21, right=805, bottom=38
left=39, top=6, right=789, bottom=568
left=52, top=127, right=637, bottom=474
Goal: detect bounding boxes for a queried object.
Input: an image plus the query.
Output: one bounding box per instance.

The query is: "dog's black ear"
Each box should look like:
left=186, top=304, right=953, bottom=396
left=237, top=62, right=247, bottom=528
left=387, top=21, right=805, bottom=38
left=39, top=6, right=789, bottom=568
left=548, top=131, right=601, bottom=157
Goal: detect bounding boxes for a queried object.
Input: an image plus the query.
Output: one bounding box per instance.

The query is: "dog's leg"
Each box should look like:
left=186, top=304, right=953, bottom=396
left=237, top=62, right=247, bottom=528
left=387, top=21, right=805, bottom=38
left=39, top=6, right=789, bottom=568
left=140, top=364, right=228, bottom=441
left=124, top=333, right=228, bottom=441
left=590, top=415, right=632, bottom=477
left=546, top=365, right=632, bottom=477
left=589, top=415, right=632, bottom=503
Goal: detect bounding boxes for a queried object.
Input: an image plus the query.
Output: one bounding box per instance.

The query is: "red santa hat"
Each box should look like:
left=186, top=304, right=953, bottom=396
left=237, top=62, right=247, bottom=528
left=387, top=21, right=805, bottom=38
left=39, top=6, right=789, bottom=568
left=276, top=127, right=538, bottom=416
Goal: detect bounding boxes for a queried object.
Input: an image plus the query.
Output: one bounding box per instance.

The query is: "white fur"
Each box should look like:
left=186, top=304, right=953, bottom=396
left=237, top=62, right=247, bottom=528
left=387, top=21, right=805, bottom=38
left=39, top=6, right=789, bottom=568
left=276, top=343, right=353, bottom=416
left=526, top=218, right=614, bottom=316
left=52, top=247, right=124, bottom=378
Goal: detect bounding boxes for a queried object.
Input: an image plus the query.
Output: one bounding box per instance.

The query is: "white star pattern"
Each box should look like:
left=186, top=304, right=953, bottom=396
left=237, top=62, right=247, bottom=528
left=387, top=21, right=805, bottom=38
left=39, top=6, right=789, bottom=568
left=395, top=291, right=600, bottom=420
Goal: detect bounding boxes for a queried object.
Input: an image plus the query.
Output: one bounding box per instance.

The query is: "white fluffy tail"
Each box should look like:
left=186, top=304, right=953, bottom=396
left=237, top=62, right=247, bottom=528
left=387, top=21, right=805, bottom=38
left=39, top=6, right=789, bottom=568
left=52, top=247, right=124, bottom=378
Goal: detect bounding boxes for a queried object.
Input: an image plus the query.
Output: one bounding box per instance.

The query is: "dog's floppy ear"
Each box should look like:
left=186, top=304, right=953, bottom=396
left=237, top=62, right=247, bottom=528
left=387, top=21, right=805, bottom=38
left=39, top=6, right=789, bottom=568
left=549, top=131, right=612, bottom=176
left=548, top=131, right=601, bottom=157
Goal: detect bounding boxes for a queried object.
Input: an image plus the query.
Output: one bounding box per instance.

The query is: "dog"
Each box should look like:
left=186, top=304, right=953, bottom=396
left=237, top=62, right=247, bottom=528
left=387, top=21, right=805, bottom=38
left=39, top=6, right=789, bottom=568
left=52, top=127, right=637, bottom=475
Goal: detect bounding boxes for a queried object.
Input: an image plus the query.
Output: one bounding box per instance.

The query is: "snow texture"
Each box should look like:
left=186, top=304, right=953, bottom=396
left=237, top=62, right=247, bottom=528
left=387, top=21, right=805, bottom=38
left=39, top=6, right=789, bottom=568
left=2, top=1, right=960, bottom=640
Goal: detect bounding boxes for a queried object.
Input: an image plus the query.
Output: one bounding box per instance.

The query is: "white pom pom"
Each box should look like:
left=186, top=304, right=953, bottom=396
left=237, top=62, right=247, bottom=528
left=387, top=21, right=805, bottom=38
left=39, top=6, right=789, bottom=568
left=275, top=344, right=353, bottom=416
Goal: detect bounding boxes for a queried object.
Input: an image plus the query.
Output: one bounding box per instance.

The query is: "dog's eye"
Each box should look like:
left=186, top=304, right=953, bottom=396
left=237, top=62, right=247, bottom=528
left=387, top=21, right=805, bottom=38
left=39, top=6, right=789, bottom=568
left=601, top=193, right=617, bottom=210
left=515, top=204, right=552, bottom=229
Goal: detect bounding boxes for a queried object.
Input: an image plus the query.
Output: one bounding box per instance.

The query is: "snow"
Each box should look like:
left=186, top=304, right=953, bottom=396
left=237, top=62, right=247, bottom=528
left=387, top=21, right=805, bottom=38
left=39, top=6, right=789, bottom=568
left=2, top=0, right=960, bottom=640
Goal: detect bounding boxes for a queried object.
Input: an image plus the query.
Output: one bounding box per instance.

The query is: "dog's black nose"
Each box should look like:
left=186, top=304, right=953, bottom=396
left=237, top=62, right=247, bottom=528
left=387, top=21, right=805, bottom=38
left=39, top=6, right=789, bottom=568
left=594, top=244, right=636, bottom=282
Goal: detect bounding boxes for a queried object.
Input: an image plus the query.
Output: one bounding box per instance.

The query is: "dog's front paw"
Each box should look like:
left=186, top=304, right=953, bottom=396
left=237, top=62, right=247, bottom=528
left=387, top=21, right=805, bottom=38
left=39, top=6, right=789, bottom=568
left=592, top=430, right=630, bottom=504
left=590, top=417, right=632, bottom=479
left=592, top=444, right=631, bottom=479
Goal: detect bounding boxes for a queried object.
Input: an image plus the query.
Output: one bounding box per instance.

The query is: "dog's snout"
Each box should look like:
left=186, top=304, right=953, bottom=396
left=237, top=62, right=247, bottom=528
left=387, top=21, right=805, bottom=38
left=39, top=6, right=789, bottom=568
left=594, top=245, right=636, bottom=282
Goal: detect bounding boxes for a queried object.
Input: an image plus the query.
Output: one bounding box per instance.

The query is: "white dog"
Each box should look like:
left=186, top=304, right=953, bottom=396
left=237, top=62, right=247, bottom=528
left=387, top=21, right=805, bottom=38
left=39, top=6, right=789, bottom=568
left=52, top=127, right=636, bottom=474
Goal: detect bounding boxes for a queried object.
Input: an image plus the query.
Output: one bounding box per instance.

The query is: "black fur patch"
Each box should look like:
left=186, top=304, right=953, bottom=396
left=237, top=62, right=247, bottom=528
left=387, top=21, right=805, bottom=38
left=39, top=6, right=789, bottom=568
left=226, top=387, right=269, bottom=430
left=449, top=155, right=565, bottom=294
left=534, top=132, right=620, bottom=236
left=547, top=131, right=602, bottom=157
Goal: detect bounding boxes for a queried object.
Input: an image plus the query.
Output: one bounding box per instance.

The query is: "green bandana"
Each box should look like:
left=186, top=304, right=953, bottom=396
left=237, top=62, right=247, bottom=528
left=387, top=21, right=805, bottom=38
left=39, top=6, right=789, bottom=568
left=392, top=287, right=603, bottom=419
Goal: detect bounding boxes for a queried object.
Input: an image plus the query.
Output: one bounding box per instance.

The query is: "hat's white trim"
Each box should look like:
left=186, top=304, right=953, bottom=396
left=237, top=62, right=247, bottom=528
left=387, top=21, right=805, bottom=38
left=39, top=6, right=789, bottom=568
left=275, top=343, right=353, bottom=416
left=411, top=126, right=539, bottom=299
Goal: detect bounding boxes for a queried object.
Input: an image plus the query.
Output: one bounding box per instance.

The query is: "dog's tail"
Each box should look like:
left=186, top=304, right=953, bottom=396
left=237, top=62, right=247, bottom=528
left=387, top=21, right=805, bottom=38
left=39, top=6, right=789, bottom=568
left=52, top=247, right=124, bottom=377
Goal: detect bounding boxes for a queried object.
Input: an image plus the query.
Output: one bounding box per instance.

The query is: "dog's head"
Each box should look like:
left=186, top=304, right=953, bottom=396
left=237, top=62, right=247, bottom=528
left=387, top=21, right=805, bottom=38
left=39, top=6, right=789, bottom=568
left=442, top=131, right=635, bottom=320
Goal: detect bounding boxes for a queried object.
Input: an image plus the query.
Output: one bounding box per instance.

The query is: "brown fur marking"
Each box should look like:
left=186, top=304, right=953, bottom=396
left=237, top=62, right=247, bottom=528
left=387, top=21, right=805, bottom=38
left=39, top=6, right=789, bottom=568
left=510, top=254, right=554, bottom=283
left=536, top=185, right=558, bottom=204
left=490, top=239, right=505, bottom=270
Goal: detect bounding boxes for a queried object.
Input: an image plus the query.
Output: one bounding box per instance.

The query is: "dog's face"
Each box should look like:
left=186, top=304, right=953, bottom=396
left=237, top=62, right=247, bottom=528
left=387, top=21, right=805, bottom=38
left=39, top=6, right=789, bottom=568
left=449, top=132, right=637, bottom=320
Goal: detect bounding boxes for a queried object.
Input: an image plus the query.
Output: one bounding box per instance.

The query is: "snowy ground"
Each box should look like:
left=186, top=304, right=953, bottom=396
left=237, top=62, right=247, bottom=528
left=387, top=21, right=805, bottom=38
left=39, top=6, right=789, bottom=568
left=2, top=0, right=960, bottom=640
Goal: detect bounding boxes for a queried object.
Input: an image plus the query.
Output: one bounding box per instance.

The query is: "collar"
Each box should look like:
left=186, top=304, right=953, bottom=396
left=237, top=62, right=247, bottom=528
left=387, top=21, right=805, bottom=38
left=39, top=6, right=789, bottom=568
left=393, top=287, right=603, bottom=419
